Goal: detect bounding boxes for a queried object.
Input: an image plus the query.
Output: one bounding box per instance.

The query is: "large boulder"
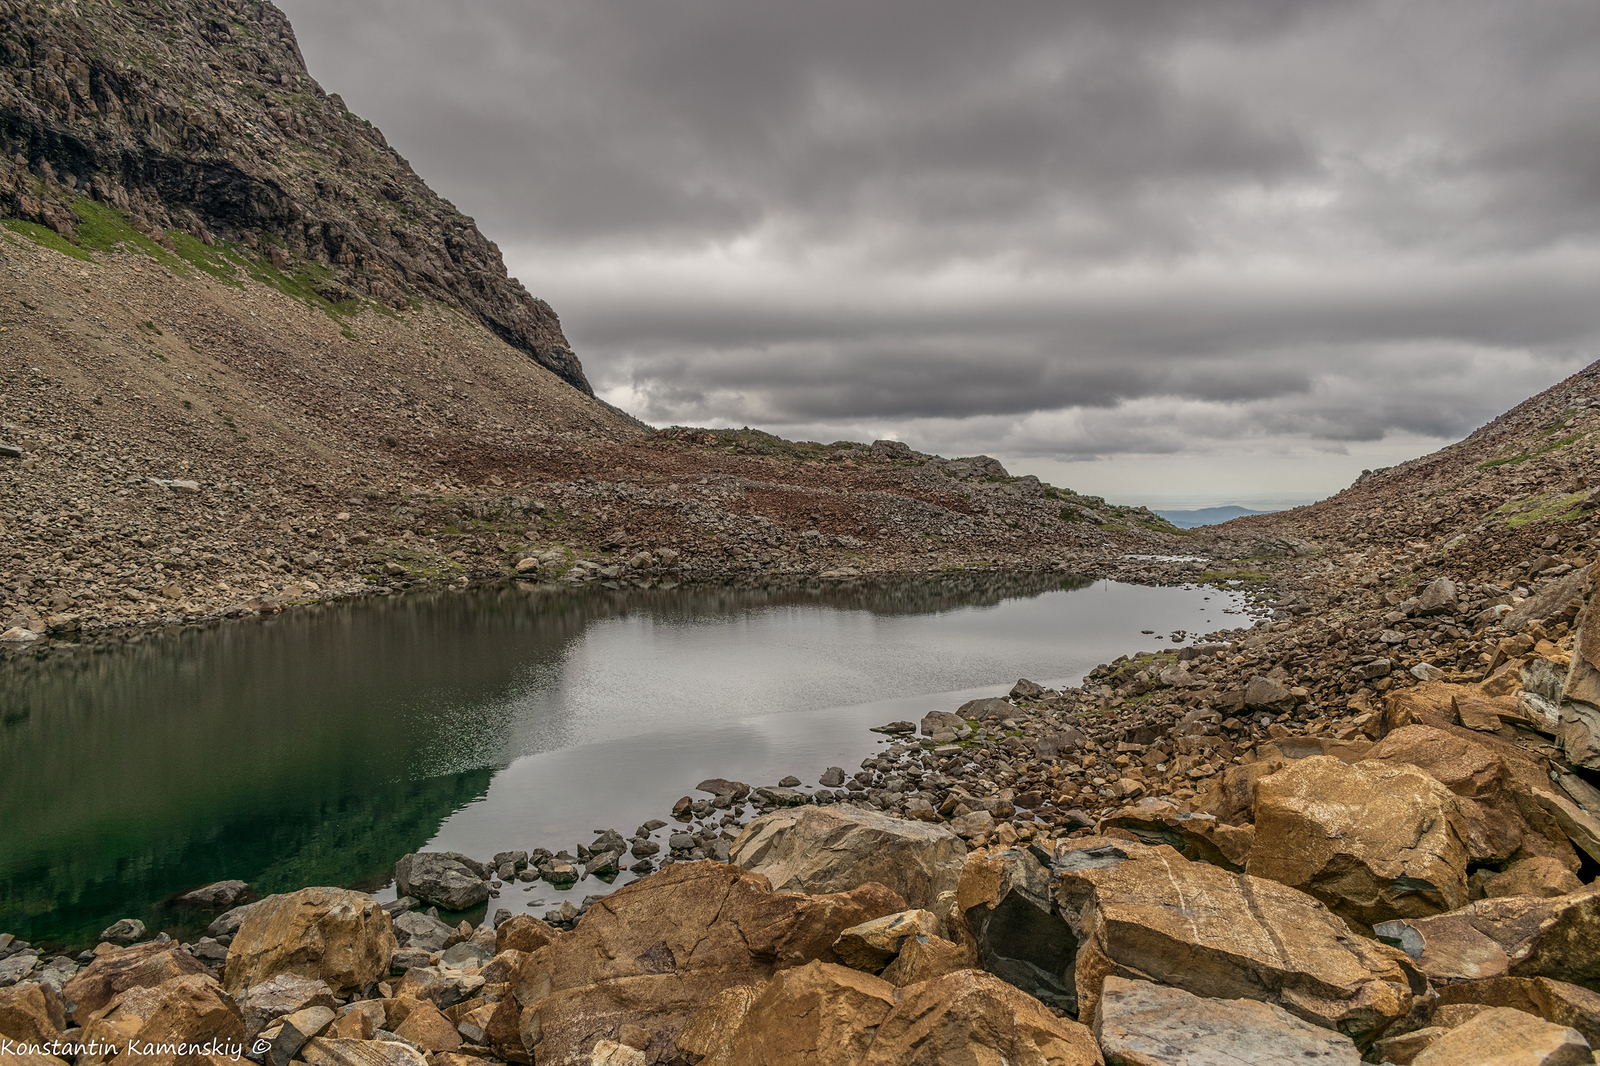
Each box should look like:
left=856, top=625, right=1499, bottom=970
left=494, top=914, right=562, bottom=955
left=1052, top=838, right=1425, bottom=1048
left=76, top=974, right=244, bottom=1066
left=515, top=861, right=904, bottom=1064
left=1247, top=756, right=1469, bottom=924
left=1411, top=1007, right=1593, bottom=1066
left=61, top=940, right=211, bottom=1023
left=1368, top=725, right=1511, bottom=798
left=1097, top=800, right=1254, bottom=871
left=224, top=887, right=397, bottom=997
left=700, top=961, right=896, bottom=1066
left=393, top=854, right=490, bottom=911
left=1378, top=883, right=1600, bottom=987
left=392, top=911, right=456, bottom=953
left=1093, top=976, right=1360, bottom=1066
left=731, top=805, right=965, bottom=911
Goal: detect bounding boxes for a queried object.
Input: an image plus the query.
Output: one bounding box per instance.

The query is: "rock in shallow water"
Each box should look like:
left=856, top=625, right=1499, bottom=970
left=394, top=853, right=490, bottom=911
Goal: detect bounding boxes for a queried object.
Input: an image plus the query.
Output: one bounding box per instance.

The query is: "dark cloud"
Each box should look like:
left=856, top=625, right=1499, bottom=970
left=278, top=0, right=1600, bottom=498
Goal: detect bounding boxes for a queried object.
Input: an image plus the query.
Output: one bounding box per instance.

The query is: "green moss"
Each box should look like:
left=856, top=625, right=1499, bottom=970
left=3, top=219, right=94, bottom=261
left=1059, top=507, right=1083, bottom=523
left=1505, top=490, right=1591, bottom=529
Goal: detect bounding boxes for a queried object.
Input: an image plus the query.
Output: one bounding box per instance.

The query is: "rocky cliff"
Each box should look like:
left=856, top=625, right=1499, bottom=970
left=0, top=0, right=591, bottom=392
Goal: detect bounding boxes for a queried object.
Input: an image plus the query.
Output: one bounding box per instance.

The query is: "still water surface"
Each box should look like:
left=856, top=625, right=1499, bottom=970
left=0, top=572, right=1252, bottom=945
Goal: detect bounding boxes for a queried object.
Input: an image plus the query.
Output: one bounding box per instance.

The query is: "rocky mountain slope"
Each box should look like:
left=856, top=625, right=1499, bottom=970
left=0, top=0, right=587, bottom=390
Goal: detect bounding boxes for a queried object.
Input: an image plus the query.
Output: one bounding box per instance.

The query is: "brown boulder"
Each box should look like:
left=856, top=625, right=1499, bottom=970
left=1053, top=837, right=1424, bottom=1047
left=878, top=935, right=974, bottom=988
left=1192, top=759, right=1283, bottom=826
left=0, top=1050, right=69, bottom=1066
left=1247, top=756, right=1469, bottom=924
left=224, top=887, right=397, bottom=997
left=831, top=910, right=940, bottom=974
left=1435, top=977, right=1600, bottom=1048
left=956, top=847, right=1074, bottom=1010
left=709, top=961, right=895, bottom=1066
left=61, top=941, right=210, bottom=1024
left=674, top=984, right=765, bottom=1065
left=0, top=984, right=64, bottom=1046
left=1411, top=1006, right=1593, bottom=1066
left=393, top=1001, right=460, bottom=1052
left=1484, top=858, right=1584, bottom=900
left=863, top=968, right=1100, bottom=1065
left=300, top=1038, right=428, bottom=1066
left=1093, top=976, right=1359, bottom=1066
left=1383, top=681, right=1464, bottom=733
left=1388, top=883, right=1600, bottom=986
left=731, top=805, right=965, bottom=910
left=515, top=861, right=905, bottom=1065
left=1096, top=800, right=1254, bottom=870
left=494, top=915, right=561, bottom=956
left=1368, top=724, right=1510, bottom=798
left=77, top=974, right=244, bottom=1066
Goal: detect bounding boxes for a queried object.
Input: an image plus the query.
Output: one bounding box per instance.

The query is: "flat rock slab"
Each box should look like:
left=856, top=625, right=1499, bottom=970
left=1412, top=1007, right=1594, bottom=1066
left=1094, top=976, right=1360, bottom=1066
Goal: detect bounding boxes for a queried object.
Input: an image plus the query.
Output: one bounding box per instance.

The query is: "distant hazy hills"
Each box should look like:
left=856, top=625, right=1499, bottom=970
left=1153, top=506, right=1278, bottom=529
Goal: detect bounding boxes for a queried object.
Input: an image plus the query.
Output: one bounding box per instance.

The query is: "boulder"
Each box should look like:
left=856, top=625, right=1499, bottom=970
left=1435, top=977, right=1600, bottom=1048
left=393, top=1001, right=459, bottom=1052
left=878, top=934, right=974, bottom=988
left=920, top=711, right=968, bottom=736
left=732, top=805, right=965, bottom=910
left=99, top=919, right=146, bottom=943
left=223, top=887, right=397, bottom=997
left=674, top=984, right=765, bottom=1065
left=831, top=911, right=940, bottom=974
left=1484, top=858, right=1584, bottom=900
left=76, top=974, right=244, bottom=1066
left=239, top=973, right=337, bottom=1043
left=1532, top=788, right=1600, bottom=865
left=956, top=696, right=1012, bottom=720
left=61, top=940, right=211, bottom=1023
left=515, top=861, right=905, bottom=1064
left=259, top=1005, right=337, bottom=1066
left=392, top=911, right=455, bottom=953
left=1193, top=759, right=1285, bottom=825
left=494, top=914, right=561, bottom=955
left=1097, top=800, right=1253, bottom=871
left=1417, top=577, right=1459, bottom=616
left=1053, top=838, right=1424, bottom=1047
left=0, top=983, right=64, bottom=1045
left=1093, top=976, right=1360, bottom=1066
left=393, top=854, right=489, bottom=911
left=1411, top=1007, right=1593, bottom=1066
left=706, top=961, right=895, bottom=1066
left=1247, top=756, right=1469, bottom=924
left=861, top=968, right=1101, bottom=1066
left=1368, top=725, right=1510, bottom=798
left=1381, top=884, right=1600, bottom=986
left=956, top=847, right=1075, bottom=1010
left=1244, top=675, right=1296, bottom=711
left=178, top=881, right=251, bottom=908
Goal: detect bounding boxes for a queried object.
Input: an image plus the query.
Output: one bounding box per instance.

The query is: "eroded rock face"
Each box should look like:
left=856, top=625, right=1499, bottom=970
left=515, top=861, right=904, bottom=1065
left=702, top=961, right=895, bottom=1066
left=861, top=968, right=1101, bottom=1066
left=238, top=973, right=337, bottom=1043
left=1247, top=756, right=1469, bottom=924
left=0, top=983, right=65, bottom=1045
left=223, top=887, right=397, bottom=997
left=1052, top=838, right=1424, bottom=1048
left=731, top=805, right=965, bottom=910
left=1093, top=976, right=1361, bottom=1066
left=957, top=848, right=1077, bottom=1011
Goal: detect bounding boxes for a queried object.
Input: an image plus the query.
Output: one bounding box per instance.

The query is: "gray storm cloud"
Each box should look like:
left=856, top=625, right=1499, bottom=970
left=279, top=0, right=1600, bottom=499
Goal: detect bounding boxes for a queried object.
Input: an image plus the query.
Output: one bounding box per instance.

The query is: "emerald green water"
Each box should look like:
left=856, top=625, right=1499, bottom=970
left=0, top=574, right=1245, bottom=947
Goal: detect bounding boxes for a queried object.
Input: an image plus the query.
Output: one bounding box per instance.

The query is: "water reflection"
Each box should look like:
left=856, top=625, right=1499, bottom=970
left=0, top=572, right=1240, bottom=946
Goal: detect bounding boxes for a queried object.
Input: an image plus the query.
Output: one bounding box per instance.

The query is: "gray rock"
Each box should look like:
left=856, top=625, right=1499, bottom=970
left=491, top=850, right=528, bottom=869
left=99, top=918, right=146, bottom=943
left=0, top=952, right=38, bottom=986
left=818, top=766, right=846, bottom=787
left=1094, top=976, right=1360, bottom=1065
left=392, top=910, right=455, bottom=952
left=380, top=897, right=417, bottom=918
left=1417, top=577, right=1459, bottom=616
left=920, top=710, right=969, bottom=736
left=1010, top=678, right=1045, bottom=700
left=869, top=721, right=916, bottom=734
left=694, top=778, right=750, bottom=799
left=439, top=941, right=491, bottom=969
left=240, top=973, right=336, bottom=1043
left=389, top=949, right=432, bottom=973
left=206, top=900, right=263, bottom=938
left=956, top=696, right=1012, bottom=719
left=192, top=937, right=229, bottom=962
left=1035, top=727, right=1088, bottom=759
left=31, top=955, right=78, bottom=993
left=179, top=880, right=250, bottom=907
left=394, top=852, right=490, bottom=911
left=754, top=786, right=809, bottom=807
left=1243, top=676, right=1295, bottom=710
left=262, top=1005, right=336, bottom=1066
left=301, top=1038, right=427, bottom=1066
left=1352, top=658, right=1393, bottom=681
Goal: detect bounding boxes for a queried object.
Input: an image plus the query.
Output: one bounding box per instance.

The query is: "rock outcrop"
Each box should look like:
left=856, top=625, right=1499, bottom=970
left=222, top=887, right=396, bottom=997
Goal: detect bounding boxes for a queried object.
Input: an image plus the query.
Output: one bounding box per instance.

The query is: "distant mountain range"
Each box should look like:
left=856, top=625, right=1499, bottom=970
left=1153, top=506, right=1279, bottom=529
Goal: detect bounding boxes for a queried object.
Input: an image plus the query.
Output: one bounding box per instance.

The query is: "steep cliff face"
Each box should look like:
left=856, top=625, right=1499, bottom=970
left=0, top=0, right=592, bottom=393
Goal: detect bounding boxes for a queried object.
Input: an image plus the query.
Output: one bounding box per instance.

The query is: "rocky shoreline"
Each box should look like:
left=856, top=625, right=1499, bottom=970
left=7, top=531, right=1600, bottom=1063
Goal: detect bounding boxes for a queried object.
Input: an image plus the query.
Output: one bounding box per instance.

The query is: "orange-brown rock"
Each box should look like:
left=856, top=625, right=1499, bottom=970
left=731, top=805, right=965, bottom=910
left=515, top=861, right=905, bottom=1065
left=0, top=1050, right=69, bottom=1066
left=1392, top=883, right=1600, bottom=986
left=1096, top=800, right=1254, bottom=870
left=1368, top=725, right=1511, bottom=798
left=1435, top=976, right=1600, bottom=1047
left=1247, top=756, right=1469, bottom=924
left=76, top=974, right=244, bottom=1066
left=61, top=941, right=211, bottom=1024
left=224, top=887, right=397, bottom=998
left=393, top=1001, right=460, bottom=1053
left=493, top=915, right=561, bottom=956
left=1383, top=682, right=1463, bottom=734
left=1411, top=1006, right=1593, bottom=1066
left=674, top=984, right=765, bottom=1065
left=300, top=1037, right=428, bottom=1066
left=862, top=968, right=1102, bottom=1065
left=1053, top=837, right=1423, bottom=1047
left=1484, top=858, right=1585, bottom=900
left=0, top=984, right=64, bottom=1046
left=708, top=962, right=895, bottom=1066
left=483, top=994, right=528, bottom=1065
left=956, top=847, right=1074, bottom=1011
left=832, top=910, right=941, bottom=974
left=1193, top=759, right=1284, bottom=826
left=878, top=935, right=974, bottom=988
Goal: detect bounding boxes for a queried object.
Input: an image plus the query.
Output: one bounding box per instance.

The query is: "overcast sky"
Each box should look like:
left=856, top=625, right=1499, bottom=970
left=279, top=0, right=1600, bottom=508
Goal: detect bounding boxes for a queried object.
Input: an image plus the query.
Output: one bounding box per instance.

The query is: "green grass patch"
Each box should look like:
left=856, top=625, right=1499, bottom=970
left=1505, top=490, right=1591, bottom=529
left=3, top=219, right=94, bottom=261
